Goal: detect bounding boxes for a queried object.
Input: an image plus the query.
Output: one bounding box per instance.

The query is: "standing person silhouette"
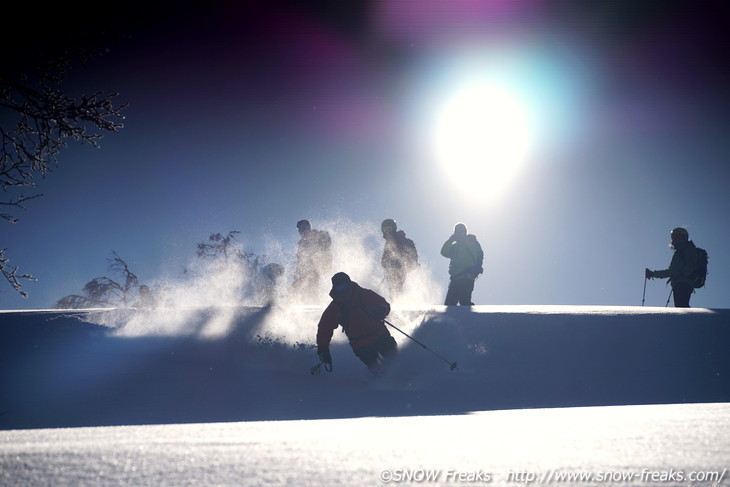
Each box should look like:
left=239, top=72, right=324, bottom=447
left=440, top=223, right=483, bottom=306
left=292, top=219, right=332, bottom=302
left=380, top=219, right=418, bottom=298
left=645, top=227, right=700, bottom=308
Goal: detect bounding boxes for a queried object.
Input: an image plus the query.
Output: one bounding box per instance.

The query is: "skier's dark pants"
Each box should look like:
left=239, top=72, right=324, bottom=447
left=672, top=283, right=693, bottom=308
left=444, top=278, right=475, bottom=306
left=354, top=334, right=397, bottom=369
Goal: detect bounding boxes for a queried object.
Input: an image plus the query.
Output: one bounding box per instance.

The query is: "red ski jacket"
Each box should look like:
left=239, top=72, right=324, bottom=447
left=316, top=283, right=391, bottom=352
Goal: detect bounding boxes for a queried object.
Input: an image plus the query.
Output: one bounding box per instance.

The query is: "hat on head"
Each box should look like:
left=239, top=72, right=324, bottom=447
left=331, top=272, right=351, bottom=287
left=330, top=272, right=353, bottom=297
left=671, top=227, right=688, bottom=241
left=381, top=219, right=397, bottom=233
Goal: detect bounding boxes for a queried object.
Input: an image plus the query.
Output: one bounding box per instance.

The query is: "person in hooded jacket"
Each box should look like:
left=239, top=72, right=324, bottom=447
left=440, top=222, right=484, bottom=306
left=645, top=227, right=699, bottom=308
left=316, top=272, right=397, bottom=374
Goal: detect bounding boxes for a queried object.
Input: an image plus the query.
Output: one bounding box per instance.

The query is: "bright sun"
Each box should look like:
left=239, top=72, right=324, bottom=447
left=433, top=81, right=534, bottom=201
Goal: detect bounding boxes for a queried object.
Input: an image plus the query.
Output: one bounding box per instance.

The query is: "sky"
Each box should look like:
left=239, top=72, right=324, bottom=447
left=2, top=0, right=729, bottom=310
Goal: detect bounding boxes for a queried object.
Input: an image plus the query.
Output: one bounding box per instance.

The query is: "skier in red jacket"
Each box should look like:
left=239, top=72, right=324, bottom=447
left=316, top=272, right=397, bottom=374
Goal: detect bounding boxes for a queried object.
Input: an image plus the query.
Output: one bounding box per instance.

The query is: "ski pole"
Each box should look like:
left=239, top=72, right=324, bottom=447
left=642, top=277, right=647, bottom=306
left=383, top=318, right=458, bottom=370
left=665, top=288, right=673, bottom=307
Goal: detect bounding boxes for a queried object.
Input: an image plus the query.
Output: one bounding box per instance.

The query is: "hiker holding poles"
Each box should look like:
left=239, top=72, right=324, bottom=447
left=644, top=227, right=708, bottom=308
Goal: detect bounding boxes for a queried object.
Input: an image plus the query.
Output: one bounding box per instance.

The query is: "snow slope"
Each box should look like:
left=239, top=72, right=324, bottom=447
left=2, top=403, right=729, bottom=487
left=2, top=304, right=728, bottom=431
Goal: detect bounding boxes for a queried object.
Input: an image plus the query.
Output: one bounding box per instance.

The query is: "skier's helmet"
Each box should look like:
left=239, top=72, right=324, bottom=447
left=671, top=227, right=689, bottom=243
left=297, top=219, right=311, bottom=233
left=381, top=219, right=397, bottom=235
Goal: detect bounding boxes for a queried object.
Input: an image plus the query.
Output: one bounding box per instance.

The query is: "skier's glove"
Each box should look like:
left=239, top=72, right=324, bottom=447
left=318, top=349, right=332, bottom=365
left=645, top=268, right=654, bottom=279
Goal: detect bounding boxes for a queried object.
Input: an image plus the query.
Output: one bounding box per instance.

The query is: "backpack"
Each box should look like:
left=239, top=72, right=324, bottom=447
left=394, top=231, right=418, bottom=271
left=403, top=237, right=418, bottom=269
left=690, top=247, right=708, bottom=288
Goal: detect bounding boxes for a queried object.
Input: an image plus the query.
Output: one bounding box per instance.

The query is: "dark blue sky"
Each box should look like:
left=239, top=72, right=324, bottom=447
left=2, top=0, right=729, bottom=309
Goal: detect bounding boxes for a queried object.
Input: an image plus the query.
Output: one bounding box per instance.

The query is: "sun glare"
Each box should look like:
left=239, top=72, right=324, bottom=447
left=433, top=80, right=534, bottom=201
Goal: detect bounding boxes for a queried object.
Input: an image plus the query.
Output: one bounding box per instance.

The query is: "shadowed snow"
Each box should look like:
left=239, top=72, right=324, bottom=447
left=1, top=305, right=729, bottom=430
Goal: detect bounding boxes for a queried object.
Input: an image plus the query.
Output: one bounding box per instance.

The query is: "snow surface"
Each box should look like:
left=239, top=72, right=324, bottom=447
left=1, top=403, right=729, bottom=486
left=1, top=305, right=729, bottom=485
left=2, top=304, right=729, bottom=429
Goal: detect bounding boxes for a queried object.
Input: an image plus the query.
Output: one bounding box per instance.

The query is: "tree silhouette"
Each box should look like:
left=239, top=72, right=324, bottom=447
left=55, top=252, right=139, bottom=309
left=191, top=231, right=284, bottom=303
left=196, top=231, right=259, bottom=267
left=1, top=32, right=126, bottom=296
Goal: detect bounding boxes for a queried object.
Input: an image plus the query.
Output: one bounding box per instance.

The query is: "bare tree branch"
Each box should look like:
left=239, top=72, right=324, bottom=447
left=0, top=249, right=36, bottom=298
left=1, top=34, right=126, bottom=296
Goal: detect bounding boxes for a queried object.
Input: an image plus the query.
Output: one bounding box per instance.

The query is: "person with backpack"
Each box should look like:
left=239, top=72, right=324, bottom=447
left=440, top=222, right=484, bottom=306
left=380, top=219, right=419, bottom=298
left=292, top=219, right=332, bottom=302
left=645, top=227, right=706, bottom=308
left=316, top=272, right=398, bottom=375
